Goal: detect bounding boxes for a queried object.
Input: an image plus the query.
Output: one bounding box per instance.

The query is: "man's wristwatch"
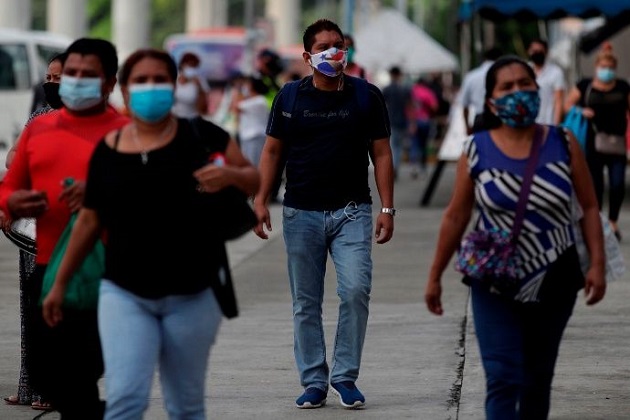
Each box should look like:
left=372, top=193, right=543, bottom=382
left=381, top=207, right=396, bottom=216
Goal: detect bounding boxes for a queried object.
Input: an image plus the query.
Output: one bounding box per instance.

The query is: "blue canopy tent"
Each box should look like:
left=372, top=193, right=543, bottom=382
left=459, top=0, right=630, bottom=22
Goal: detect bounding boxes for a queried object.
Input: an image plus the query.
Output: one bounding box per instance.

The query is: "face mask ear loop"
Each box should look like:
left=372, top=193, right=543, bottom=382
left=330, top=201, right=358, bottom=221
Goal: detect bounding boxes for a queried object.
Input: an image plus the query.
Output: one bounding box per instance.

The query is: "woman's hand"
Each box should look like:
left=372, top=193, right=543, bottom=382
left=582, top=107, right=595, bottom=119
left=425, top=278, right=443, bottom=315
left=193, top=164, right=234, bottom=193
left=42, top=284, right=66, bottom=327
left=584, top=265, right=606, bottom=305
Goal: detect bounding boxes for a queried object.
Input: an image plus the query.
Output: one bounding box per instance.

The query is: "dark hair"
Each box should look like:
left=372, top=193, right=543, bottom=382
left=257, top=48, right=283, bottom=76
left=389, top=66, right=402, bottom=76
left=479, top=55, right=538, bottom=130
left=49, top=51, right=67, bottom=66
left=344, top=33, right=355, bottom=47
left=483, top=46, right=503, bottom=62
left=303, top=19, right=344, bottom=52
left=178, top=52, right=201, bottom=68
left=528, top=38, right=549, bottom=51
left=65, top=38, right=118, bottom=79
left=249, top=76, right=269, bottom=95
left=118, top=48, right=177, bottom=86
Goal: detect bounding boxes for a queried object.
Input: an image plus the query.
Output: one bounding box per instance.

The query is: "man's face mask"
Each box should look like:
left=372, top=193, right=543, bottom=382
left=59, top=75, right=103, bottom=111
left=308, top=47, right=347, bottom=78
left=529, top=51, right=546, bottom=66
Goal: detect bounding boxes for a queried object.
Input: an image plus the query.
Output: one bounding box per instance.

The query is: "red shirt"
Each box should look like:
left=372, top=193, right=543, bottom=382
left=0, top=107, right=130, bottom=264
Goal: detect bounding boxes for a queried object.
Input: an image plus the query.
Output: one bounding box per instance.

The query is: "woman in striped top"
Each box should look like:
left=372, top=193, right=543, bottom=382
left=425, top=56, right=606, bottom=420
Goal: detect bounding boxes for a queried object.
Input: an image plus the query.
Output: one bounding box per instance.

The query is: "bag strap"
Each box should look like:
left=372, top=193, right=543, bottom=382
left=584, top=82, right=600, bottom=132
left=281, top=75, right=369, bottom=129
left=511, top=125, right=544, bottom=242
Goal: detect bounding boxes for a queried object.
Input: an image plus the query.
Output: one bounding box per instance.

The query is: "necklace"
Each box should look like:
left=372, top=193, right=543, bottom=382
left=131, top=118, right=174, bottom=165
left=313, top=74, right=344, bottom=91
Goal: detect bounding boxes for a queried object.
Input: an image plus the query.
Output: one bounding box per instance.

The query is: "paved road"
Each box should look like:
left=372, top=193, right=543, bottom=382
left=0, top=162, right=628, bottom=419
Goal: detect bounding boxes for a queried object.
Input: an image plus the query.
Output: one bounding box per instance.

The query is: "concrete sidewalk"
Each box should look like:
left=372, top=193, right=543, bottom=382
left=0, top=162, right=628, bottom=419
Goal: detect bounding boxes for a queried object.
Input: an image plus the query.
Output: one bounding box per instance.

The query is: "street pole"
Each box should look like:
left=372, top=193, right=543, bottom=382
left=243, top=0, right=255, bottom=75
left=343, top=0, right=355, bottom=34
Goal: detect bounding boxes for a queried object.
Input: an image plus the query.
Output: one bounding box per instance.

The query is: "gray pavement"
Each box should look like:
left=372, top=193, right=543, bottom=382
left=0, top=162, right=628, bottom=419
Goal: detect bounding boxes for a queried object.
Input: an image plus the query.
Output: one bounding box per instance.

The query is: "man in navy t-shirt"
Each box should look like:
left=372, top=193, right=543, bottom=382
left=254, top=18, right=394, bottom=410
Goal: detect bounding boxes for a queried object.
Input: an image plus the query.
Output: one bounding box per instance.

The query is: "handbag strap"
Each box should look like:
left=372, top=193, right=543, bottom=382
left=584, top=82, right=600, bottom=132
left=511, top=124, right=544, bottom=242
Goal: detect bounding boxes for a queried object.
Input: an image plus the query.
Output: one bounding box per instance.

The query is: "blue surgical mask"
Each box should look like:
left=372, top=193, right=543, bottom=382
left=128, top=83, right=174, bottom=123
left=59, top=75, right=103, bottom=111
left=490, top=90, right=540, bottom=128
left=596, top=67, right=616, bottom=83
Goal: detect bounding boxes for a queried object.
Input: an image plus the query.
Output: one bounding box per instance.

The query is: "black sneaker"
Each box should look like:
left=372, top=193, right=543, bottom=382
left=295, top=387, right=327, bottom=409
left=331, top=381, right=365, bottom=409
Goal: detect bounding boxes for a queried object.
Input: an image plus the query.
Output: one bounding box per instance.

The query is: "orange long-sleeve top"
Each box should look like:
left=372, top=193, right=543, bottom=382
left=0, top=107, right=129, bottom=265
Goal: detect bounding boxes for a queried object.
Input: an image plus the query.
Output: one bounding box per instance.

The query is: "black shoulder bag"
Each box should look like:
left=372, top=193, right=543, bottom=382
left=188, top=117, right=258, bottom=241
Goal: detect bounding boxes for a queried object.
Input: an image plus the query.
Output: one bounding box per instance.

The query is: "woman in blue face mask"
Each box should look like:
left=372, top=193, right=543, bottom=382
left=41, top=48, right=260, bottom=419
left=564, top=42, right=630, bottom=240
left=426, top=55, right=606, bottom=420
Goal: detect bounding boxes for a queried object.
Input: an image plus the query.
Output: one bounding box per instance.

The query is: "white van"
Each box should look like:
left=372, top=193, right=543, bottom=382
left=0, top=29, right=72, bottom=165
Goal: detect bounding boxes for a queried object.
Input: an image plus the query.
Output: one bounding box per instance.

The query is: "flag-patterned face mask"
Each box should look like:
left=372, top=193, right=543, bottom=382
left=308, top=47, right=348, bottom=78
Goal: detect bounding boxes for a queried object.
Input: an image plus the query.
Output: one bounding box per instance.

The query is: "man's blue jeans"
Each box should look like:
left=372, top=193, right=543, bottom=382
left=470, top=251, right=579, bottom=420
left=283, top=203, right=373, bottom=391
left=98, top=280, right=223, bottom=420
left=390, top=126, right=406, bottom=177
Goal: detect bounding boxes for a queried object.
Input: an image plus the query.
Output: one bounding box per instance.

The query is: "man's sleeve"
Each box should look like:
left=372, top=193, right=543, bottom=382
left=552, top=66, right=566, bottom=90
left=0, top=126, right=32, bottom=214
left=458, top=75, right=472, bottom=107
left=265, top=86, right=288, bottom=141
left=367, top=84, right=391, bottom=141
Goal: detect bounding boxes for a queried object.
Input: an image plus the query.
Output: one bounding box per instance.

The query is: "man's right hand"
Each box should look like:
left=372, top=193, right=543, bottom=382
left=253, top=201, right=272, bottom=240
left=7, top=190, right=48, bottom=219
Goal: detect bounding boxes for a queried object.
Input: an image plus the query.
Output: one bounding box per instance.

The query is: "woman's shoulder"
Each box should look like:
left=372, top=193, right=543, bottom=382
left=615, top=78, right=630, bottom=92
left=576, top=78, right=592, bottom=91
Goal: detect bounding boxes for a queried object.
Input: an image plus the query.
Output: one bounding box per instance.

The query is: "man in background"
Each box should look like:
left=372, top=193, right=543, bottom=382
left=458, top=46, right=502, bottom=134
left=382, top=66, right=412, bottom=180
left=527, top=38, right=566, bottom=125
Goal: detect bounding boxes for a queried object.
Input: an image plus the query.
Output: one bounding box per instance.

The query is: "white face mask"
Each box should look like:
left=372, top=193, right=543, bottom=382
left=309, top=47, right=347, bottom=78
left=182, top=67, right=198, bottom=78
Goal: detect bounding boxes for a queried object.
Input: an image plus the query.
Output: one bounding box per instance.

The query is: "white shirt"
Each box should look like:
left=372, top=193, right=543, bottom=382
left=172, top=78, right=210, bottom=119
left=237, top=95, right=269, bottom=142
left=458, top=60, right=494, bottom=117
left=533, top=61, right=565, bottom=125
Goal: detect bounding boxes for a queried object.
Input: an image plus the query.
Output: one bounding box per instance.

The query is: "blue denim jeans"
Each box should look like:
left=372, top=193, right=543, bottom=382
left=470, top=249, right=579, bottom=420
left=410, top=120, right=432, bottom=170
left=98, top=280, right=222, bottom=420
left=389, top=126, right=406, bottom=176
left=283, top=203, right=373, bottom=391
left=588, top=152, right=627, bottom=221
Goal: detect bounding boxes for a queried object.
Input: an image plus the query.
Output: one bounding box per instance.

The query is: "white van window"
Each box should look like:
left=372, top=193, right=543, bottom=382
left=0, top=44, right=29, bottom=90
left=37, top=45, right=64, bottom=78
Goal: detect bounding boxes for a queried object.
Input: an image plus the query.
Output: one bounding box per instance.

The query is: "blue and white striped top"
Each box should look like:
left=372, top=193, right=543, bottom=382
left=464, top=127, right=575, bottom=301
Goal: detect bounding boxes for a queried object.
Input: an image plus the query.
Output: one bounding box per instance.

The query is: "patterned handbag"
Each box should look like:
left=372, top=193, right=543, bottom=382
left=455, top=227, right=523, bottom=295
left=455, top=125, right=543, bottom=296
